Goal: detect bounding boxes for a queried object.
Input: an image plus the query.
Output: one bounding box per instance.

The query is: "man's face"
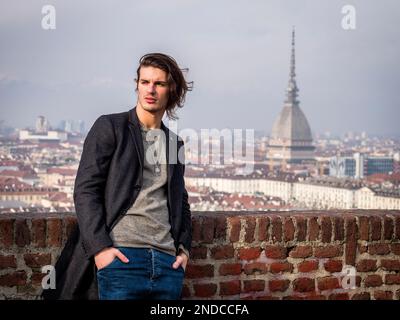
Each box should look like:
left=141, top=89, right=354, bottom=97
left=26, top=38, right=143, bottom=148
left=137, top=66, right=169, bottom=114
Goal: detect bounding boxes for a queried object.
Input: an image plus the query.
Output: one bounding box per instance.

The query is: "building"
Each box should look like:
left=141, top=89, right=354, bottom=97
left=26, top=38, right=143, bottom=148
left=60, top=119, right=86, bottom=134
left=267, top=28, right=315, bottom=166
left=185, top=175, right=400, bottom=210
left=35, top=116, right=50, bottom=133
left=19, top=130, right=68, bottom=143
left=329, top=152, right=394, bottom=178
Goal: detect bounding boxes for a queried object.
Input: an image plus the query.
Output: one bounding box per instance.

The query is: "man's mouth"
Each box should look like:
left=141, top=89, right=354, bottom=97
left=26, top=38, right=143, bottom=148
left=144, top=97, right=157, bottom=104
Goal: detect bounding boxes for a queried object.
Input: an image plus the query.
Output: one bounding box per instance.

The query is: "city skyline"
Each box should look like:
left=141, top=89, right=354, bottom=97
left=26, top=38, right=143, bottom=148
left=1, top=1, right=399, bottom=136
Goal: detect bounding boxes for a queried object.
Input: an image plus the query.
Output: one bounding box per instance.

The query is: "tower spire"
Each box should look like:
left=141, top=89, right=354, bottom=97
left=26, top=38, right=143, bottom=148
left=285, top=26, right=299, bottom=106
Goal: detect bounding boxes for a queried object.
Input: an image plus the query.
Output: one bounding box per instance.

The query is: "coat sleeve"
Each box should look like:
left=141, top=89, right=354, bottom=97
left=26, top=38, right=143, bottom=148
left=177, top=141, right=193, bottom=256
left=73, top=115, right=115, bottom=259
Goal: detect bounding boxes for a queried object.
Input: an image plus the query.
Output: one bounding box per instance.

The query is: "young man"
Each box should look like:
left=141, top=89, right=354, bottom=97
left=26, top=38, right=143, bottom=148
left=42, top=53, right=192, bottom=300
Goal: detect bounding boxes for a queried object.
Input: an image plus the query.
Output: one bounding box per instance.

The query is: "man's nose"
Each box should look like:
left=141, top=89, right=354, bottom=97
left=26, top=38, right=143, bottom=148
left=147, top=83, right=156, bottom=93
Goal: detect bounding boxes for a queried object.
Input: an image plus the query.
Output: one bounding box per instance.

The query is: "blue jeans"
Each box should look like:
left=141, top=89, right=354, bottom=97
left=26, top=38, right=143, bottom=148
left=96, top=247, right=185, bottom=300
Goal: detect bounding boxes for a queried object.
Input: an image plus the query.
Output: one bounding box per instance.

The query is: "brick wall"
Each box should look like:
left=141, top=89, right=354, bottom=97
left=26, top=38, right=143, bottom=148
left=1, top=211, right=400, bottom=300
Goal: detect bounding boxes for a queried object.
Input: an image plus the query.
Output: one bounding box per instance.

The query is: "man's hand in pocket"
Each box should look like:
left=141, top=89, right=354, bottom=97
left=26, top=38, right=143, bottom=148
left=94, top=247, right=129, bottom=270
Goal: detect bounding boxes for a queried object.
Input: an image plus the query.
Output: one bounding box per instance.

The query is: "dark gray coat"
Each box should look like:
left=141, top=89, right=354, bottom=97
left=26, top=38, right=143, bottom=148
left=41, top=107, right=192, bottom=299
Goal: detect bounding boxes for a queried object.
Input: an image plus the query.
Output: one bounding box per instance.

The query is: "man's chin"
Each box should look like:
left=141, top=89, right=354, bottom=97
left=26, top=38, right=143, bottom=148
left=141, top=104, right=165, bottom=113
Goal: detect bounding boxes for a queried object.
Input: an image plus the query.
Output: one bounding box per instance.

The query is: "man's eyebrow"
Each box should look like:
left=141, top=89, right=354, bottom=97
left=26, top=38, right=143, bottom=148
left=139, top=79, right=167, bottom=84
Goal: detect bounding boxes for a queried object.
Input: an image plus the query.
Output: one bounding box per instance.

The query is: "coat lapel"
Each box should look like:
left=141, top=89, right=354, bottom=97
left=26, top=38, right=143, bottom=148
left=127, top=108, right=144, bottom=169
left=161, top=121, right=175, bottom=189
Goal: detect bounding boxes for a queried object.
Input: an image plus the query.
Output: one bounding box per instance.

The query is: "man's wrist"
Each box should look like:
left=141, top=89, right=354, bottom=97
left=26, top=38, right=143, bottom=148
left=178, top=244, right=190, bottom=259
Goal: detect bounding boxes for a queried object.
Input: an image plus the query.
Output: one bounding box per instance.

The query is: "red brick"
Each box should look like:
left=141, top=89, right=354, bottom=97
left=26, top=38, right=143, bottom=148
left=395, top=216, right=400, bottom=240
left=202, top=216, right=215, bottom=243
left=0, top=218, right=14, bottom=248
left=351, top=292, right=371, bottom=300
left=314, top=245, right=341, bottom=258
left=329, top=293, right=349, bottom=300
left=31, top=218, right=46, bottom=248
left=334, top=216, right=344, bottom=241
left=238, top=247, right=261, bottom=261
left=358, top=216, right=369, bottom=241
left=186, top=264, right=214, bottom=279
left=317, top=276, right=341, bottom=291
left=371, top=216, right=382, bottom=241
left=64, top=216, right=77, bottom=241
left=289, top=245, right=312, bottom=258
left=295, top=216, right=307, bottom=241
left=243, top=262, right=267, bottom=275
left=15, top=219, right=30, bottom=247
left=380, top=259, right=400, bottom=271
left=23, top=253, right=51, bottom=268
left=283, top=295, right=305, bottom=300
left=355, top=275, right=362, bottom=287
left=308, top=217, right=320, bottom=241
left=220, top=280, right=241, bottom=296
left=256, top=295, right=280, bottom=300
left=385, top=274, right=400, bottom=285
left=364, top=274, right=383, bottom=287
left=293, top=278, right=315, bottom=293
left=283, top=217, right=295, bottom=242
left=257, top=216, right=269, bottom=242
left=243, top=280, right=265, bottom=292
left=210, top=245, right=234, bottom=259
left=181, top=285, right=190, bottom=298
left=368, top=244, right=390, bottom=255
left=215, top=215, right=226, bottom=240
left=244, top=217, right=256, bottom=243
left=324, top=260, right=343, bottom=273
left=321, top=216, right=332, bottom=243
left=374, top=290, right=393, bottom=300
left=219, top=263, right=242, bottom=276
left=356, top=259, right=377, bottom=272
left=47, top=218, right=62, bottom=247
left=31, top=272, right=46, bottom=286
left=192, top=218, right=201, bottom=242
left=191, top=246, right=207, bottom=259
left=384, top=216, right=394, bottom=240
left=193, top=283, right=217, bottom=297
left=264, top=245, right=287, bottom=259
left=270, top=261, right=293, bottom=273
left=345, top=217, right=357, bottom=266
left=269, top=279, right=290, bottom=292
left=298, top=260, right=319, bottom=273
left=391, top=243, right=400, bottom=255
left=0, top=255, right=17, bottom=269
left=0, top=271, right=27, bottom=287
left=271, top=216, right=282, bottom=242
left=229, top=217, right=241, bottom=242
left=303, top=294, right=326, bottom=300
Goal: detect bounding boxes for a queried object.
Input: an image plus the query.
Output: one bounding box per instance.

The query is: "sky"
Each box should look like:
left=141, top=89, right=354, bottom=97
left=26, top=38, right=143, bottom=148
left=0, top=0, right=399, bottom=137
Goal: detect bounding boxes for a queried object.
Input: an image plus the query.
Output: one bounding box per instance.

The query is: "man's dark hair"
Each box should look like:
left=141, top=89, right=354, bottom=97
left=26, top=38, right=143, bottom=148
left=136, top=53, right=193, bottom=120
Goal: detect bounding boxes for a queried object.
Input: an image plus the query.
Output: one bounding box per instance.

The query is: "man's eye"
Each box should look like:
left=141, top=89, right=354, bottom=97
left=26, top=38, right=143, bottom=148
left=157, top=83, right=166, bottom=87
left=141, top=81, right=149, bottom=84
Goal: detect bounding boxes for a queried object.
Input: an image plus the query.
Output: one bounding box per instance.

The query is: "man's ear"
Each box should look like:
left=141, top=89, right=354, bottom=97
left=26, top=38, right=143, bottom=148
left=134, top=78, right=138, bottom=92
